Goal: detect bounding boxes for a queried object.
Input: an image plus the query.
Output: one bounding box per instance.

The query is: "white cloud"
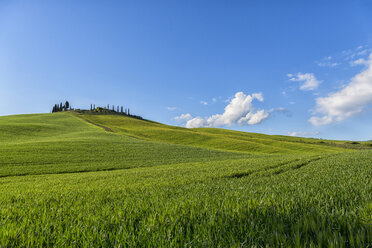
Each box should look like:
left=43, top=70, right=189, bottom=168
left=174, top=113, right=192, bottom=122
left=350, top=58, right=368, bottom=66
left=316, top=56, right=340, bottom=68
left=357, top=49, right=369, bottom=56
left=309, top=53, right=372, bottom=126
left=184, top=92, right=270, bottom=128
left=317, top=61, right=340, bottom=68
left=167, top=107, right=177, bottom=111
left=185, top=117, right=207, bottom=128
left=288, top=73, right=321, bottom=91
left=287, top=131, right=319, bottom=137
left=237, top=110, right=269, bottom=125
left=212, top=98, right=217, bottom=102
left=200, top=101, right=208, bottom=105
left=343, top=46, right=372, bottom=62
left=314, top=46, right=372, bottom=69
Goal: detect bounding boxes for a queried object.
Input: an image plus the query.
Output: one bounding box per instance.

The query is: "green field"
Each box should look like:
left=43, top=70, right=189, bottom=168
left=0, top=112, right=371, bottom=247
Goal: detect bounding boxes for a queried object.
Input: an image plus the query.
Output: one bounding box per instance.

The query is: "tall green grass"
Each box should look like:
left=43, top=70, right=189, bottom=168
left=0, top=112, right=370, bottom=247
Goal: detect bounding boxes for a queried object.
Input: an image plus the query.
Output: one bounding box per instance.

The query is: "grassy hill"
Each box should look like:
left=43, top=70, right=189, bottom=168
left=0, top=112, right=371, bottom=247
left=78, top=113, right=351, bottom=154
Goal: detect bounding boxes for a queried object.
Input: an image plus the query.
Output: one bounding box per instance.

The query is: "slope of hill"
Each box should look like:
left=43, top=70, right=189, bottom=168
left=78, top=113, right=350, bottom=154
left=0, top=112, right=252, bottom=177
left=0, top=112, right=370, bottom=247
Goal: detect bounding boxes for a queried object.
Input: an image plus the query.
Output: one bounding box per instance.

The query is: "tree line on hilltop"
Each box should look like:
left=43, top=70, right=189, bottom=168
left=88, top=104, right=134, bottom=116
left=52, top=101, right=70, bottom=112
left=51, top=101, right=143, bottom=120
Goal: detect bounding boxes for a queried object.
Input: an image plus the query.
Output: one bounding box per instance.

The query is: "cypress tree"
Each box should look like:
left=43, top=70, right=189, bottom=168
left=65, top=101, right=70, bottom=110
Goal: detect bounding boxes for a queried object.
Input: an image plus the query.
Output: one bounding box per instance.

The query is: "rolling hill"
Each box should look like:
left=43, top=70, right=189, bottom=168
left=0, top=112, right=371, bottom=247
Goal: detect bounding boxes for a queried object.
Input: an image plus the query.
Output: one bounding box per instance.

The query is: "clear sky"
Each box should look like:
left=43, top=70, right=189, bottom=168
left=1, top=1, right=372, bottom=140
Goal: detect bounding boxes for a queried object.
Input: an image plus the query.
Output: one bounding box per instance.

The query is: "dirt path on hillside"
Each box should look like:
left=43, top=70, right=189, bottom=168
left=76, top=115, right=114, bottom=132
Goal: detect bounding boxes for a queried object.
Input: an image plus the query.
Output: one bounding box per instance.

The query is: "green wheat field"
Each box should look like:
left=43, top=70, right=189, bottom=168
left=0, top=112, right=371, bottom=247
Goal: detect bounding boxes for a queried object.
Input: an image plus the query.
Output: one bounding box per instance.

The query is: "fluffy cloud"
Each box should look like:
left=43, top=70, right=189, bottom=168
left=309, top=53, right=372, bottom=126
left=174, top=113, right=192, bottom=122
left=167, top=107, right=177, bottom=111
left=288, top=73, right=321, bottom=91
left=237, top=110, right=269, bottom=125
left=183, top=92, right=270, bottom=128
left=185, top=117, right=207, bottom=128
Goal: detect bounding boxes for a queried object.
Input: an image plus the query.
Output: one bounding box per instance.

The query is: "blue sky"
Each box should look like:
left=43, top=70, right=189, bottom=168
left=1, top=1, right=372, bottom=140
